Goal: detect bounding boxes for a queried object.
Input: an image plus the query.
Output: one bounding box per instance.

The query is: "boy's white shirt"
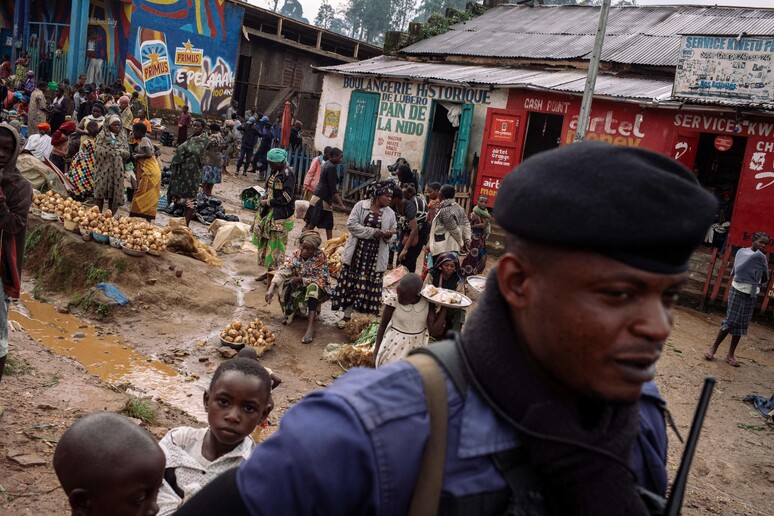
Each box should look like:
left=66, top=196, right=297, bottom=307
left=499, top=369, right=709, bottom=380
left=157, top=426, right=255, bottom=515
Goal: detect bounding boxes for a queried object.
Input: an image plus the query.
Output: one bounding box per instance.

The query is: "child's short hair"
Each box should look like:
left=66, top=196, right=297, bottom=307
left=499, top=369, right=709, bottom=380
left=398, top=273, right=423, bottom=293
left=54, top=412, right=162, bottom=495
left=210, top=357, right=271, bottom=401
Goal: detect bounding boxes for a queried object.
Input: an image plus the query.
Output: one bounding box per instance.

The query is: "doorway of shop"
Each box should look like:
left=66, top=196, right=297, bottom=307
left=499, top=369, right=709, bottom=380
left=343, top=91, right=380, bottom=165
left=423, top=101, right=473, bottom=184
left=234, top=55, right=251, bottom=116
left=522, top=112, right=563, bottom=160
left=694, top=133, right=747, bottom=245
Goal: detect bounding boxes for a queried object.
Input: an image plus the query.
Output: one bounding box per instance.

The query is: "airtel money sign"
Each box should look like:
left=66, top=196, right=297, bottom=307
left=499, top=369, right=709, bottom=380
left=565, top=110, right=646, bottom=147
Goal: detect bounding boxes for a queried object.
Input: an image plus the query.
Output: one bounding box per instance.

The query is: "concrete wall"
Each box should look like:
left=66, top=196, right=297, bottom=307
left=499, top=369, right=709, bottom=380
left=314, top=73, right=508, bottom=170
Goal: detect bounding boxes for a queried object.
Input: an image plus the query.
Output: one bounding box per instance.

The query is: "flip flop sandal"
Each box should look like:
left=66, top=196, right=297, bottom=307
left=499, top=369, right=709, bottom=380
left=704, top=352, right=715, bottom=361
left=335, top=318, right=350, bottom=329
left=725, top=357, right=740, bottom=367
left=301, top=336, right=314, bottom=344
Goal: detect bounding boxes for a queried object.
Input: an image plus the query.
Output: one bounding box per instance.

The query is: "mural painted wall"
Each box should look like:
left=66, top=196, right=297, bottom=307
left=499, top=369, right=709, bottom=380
left=29, top=0, right=71, bottom=52
left=0, top=2, right=13, bottom=32
left=124, top=0, right=244, bottom=116
left=86, top=0, right=133, bottom=75
left=314, top=73, right=507, bottom=172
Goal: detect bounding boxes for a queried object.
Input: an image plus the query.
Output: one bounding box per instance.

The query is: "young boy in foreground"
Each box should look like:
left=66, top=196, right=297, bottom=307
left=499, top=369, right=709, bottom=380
left=156, top=357, right=272, bottom=515
left=53, top=412, right=166, bottom=516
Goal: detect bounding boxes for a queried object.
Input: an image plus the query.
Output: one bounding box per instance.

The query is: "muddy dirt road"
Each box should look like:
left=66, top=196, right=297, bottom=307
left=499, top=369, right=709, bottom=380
left=0, top=158, right=772, bottom=514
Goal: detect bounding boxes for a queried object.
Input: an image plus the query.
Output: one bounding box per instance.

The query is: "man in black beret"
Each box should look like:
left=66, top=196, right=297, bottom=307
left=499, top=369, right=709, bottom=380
left=175, top=142, right=717, bottom=516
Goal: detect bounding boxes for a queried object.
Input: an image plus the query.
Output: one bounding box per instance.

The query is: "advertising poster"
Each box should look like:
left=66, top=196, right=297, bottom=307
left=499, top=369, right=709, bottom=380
left=674, top=35, right=774, bottom=104
left=124, top=0, right=244, bottom=116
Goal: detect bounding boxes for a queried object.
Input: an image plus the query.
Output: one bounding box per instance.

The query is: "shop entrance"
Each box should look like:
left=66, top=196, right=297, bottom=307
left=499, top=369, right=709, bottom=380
left=694, top=133, right=747, bottom=242
left=423, top=101, right=474, bottom=184
left=522, top=112, right=563, bottom=160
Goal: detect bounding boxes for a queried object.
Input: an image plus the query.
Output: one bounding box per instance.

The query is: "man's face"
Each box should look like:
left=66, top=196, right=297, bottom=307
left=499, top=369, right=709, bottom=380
left=329, top=153, right=342, bottom=165
left=0, top=130, right=15, bottom=169
left=119, top=98, right=129, bottom=109
left=752, top=237, right=769, bottom=252
left=500, top=247, right=686, bottom=402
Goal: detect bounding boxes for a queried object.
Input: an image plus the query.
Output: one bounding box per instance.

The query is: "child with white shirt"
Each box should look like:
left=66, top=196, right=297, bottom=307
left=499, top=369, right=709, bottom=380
left=156, top=357, right=272, bottom=515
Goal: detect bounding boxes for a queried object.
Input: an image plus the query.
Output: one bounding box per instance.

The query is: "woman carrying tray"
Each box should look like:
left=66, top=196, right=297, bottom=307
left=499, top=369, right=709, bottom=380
left=427, top=252, right=466, bottom=334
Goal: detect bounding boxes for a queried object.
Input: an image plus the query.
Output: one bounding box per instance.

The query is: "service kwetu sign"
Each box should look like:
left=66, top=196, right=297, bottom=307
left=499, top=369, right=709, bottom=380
left=673, top=35, right=774, bottom=104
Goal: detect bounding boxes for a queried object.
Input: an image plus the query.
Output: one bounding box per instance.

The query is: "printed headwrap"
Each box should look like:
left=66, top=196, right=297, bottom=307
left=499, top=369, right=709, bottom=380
left=367, top=179, right=395, bottom=199
left=298, top=231, right=322, bottom=250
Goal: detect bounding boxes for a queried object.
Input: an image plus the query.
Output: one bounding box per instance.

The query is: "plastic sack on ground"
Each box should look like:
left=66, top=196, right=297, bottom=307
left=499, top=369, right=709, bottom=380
left=208, top=219, right=252, bottom=253
left=18, top=154, right=68, bottom=196
left=165, top=218, right=223, bottom=266
left=295, top=200, right=309, bottom=220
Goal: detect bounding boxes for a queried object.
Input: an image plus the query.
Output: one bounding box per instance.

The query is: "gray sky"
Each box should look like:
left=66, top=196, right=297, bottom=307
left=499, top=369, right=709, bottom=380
left=248, top=0, right=774, bottom=36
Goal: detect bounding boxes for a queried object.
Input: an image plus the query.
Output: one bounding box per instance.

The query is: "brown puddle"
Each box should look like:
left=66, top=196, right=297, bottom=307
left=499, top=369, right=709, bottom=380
left=10, top=294, right=207, bottom=421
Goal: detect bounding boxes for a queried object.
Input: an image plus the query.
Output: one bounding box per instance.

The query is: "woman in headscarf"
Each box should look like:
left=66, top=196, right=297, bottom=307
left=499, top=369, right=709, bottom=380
left=461, top=195, right=491, bottom=276
left=119, top=96, right=133, bottom=137
left=23, top=123, right=52, bottom=159
left=68, top=120, right=101, bottom=199
left=265, top=231, right=330, bottom=344
left=92, top=114, right=130, bottom=215
left=27, top=81, right=48, bottom=136
left=49, top=86, right=69, bottom=133
left=168, top=118, right=207, bottom=226
left=428, top=251, right=466, bottom=334
left=332, top=180, right=398, bottom=327
left=129, top=122, right=161, bottom=221
left=201, top=123, right=225, bottom=197
left=21, top=70, right=35, bottom=96
left=253, top=148, right=296, bottom=277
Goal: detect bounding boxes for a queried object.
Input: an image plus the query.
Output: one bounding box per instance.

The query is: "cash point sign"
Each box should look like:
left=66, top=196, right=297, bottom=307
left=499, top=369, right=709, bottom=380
left=124, top=0, right=244, bottom=116
left=673, top=35, right=774, bottom=104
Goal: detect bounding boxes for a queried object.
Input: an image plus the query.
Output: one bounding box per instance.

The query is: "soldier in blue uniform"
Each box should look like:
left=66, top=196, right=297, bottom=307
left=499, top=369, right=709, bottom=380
left=177, top=142, right=716, bottom=515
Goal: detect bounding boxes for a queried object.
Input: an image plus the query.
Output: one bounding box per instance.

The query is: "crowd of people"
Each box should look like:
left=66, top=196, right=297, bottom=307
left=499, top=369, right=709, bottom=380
left=0, top=60, right=767, bottom=514
left=10, top=140, right=742, bottom=515
left=253, top=146, right=494, bottom=348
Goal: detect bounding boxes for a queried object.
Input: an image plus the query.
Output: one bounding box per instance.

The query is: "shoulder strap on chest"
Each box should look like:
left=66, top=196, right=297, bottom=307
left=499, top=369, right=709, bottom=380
left=404, top=353, right=449, bottom=516
left=411, top=336, right=468, bottom=395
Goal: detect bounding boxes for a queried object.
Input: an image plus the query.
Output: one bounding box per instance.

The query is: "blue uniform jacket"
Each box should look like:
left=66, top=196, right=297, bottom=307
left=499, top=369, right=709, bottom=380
left=236, top=361, right=667, bottom=515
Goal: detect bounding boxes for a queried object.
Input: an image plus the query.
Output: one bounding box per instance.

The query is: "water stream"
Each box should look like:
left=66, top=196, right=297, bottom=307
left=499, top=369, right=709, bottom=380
left=10, top=294, right=208, bottom=422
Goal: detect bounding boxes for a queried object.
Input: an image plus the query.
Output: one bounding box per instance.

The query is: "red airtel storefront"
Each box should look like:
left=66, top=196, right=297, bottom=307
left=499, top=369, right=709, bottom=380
left=475, top=89, right=774, bottom=249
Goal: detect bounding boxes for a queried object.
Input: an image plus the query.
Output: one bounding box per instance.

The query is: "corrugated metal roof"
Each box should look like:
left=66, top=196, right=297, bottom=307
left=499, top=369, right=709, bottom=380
left=316, top=56, right=674, bottom=103
left=401, top=5, right=774, bottom=66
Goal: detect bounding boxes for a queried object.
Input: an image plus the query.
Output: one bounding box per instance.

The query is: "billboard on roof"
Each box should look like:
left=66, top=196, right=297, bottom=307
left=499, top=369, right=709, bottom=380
left=673, top=35, right=774, bottom=104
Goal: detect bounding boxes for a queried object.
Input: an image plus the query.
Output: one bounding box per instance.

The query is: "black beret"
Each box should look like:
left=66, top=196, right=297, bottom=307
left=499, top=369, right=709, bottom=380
left=494, top=141, right=718, bottom=274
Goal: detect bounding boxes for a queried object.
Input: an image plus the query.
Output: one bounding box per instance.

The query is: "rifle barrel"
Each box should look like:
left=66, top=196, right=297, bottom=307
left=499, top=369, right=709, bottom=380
left=665, top=376, right=716, bottom=516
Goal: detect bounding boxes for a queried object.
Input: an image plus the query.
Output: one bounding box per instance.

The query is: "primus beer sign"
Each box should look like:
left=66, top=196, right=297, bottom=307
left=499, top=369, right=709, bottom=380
left=123, top=0, right=244, bottom=116
left=138, top=28, right=174, bottom=109
left=175, top=40, right=203, bottom=67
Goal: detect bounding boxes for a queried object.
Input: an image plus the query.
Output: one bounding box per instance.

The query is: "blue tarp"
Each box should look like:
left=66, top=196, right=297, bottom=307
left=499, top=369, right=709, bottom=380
left=95, top=283, right=129, bottom=306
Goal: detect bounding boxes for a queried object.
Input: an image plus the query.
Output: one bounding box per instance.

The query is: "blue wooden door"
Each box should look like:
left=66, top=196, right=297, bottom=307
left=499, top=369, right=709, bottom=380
left=343, top=91, right=380, bottom=166
left=450, top=103, right=474, bottom=177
